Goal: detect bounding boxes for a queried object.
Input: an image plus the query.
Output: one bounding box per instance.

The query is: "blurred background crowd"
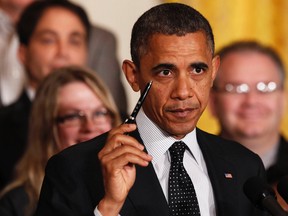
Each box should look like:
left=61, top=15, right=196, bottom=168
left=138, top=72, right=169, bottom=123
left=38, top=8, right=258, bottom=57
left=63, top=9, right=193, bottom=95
left=0, top=0, right=288, bottom=215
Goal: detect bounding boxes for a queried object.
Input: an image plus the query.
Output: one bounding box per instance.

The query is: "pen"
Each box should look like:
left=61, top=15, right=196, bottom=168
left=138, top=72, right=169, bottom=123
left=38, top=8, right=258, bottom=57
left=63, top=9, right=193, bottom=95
left=124, top=81, right=153, bottom=124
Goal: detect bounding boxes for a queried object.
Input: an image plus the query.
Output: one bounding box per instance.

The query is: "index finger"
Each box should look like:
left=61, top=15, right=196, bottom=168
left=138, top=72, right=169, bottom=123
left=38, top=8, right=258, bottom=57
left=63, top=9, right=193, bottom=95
left=107, top=123, right=137, bottom=139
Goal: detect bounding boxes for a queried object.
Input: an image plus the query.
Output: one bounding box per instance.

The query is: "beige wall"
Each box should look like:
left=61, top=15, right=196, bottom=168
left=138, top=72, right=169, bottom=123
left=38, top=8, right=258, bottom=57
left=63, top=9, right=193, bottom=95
left=71, top=0, right=161, bottom=113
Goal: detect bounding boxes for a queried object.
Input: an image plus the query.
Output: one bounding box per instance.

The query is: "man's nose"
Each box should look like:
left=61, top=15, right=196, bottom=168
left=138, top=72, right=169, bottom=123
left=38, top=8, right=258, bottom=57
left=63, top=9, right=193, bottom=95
left=56, top=41, right=69, bottom=57
left=242, top=90, right=261, bottom=105
left=171, top=74, right=193, bottom=100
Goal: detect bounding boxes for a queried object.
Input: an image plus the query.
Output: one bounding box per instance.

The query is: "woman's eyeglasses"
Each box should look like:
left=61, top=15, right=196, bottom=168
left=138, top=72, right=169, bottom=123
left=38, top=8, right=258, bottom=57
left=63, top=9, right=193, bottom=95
left=56, top=109, right=111, bottom=127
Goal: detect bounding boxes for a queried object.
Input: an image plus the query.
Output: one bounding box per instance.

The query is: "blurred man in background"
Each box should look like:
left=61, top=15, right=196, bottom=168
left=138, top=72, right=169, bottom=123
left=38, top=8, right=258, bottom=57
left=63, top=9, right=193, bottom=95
left=0, top=0, right=34, bottom=106
left=210, top=41, right=288, bottom=210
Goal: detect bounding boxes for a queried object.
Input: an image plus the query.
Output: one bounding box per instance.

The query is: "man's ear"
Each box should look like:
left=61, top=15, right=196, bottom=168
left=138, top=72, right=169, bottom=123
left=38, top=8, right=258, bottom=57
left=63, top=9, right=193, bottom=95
left=208, top=91, right=217, bottom=118
left=18, top=44, right=27, bottom=65
left=211, top=55, right=220, bottom=87
left=122, top=60, right=140, bottom=92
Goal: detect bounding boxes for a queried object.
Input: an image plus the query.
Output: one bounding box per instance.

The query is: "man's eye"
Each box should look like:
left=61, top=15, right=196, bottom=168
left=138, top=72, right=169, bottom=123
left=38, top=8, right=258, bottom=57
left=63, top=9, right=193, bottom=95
left=69, top=37, right=84, bottom=46
left=193, top=67, right=204, bottom=74
left=159, top=69, right=171, bottom=76
left=39, top=37, right=55, bottom=45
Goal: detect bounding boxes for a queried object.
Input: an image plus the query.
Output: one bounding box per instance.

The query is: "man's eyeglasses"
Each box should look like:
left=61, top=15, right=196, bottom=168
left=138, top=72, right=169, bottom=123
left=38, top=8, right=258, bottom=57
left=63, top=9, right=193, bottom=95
left=213, top=81, right=282, bottom=94
left=56, top=109, right=111, bottom=127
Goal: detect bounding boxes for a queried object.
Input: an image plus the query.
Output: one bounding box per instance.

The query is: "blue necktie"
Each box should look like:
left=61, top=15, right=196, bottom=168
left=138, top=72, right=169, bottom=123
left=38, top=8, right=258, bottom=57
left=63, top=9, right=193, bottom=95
left=168, top=141, right=201, bottom=216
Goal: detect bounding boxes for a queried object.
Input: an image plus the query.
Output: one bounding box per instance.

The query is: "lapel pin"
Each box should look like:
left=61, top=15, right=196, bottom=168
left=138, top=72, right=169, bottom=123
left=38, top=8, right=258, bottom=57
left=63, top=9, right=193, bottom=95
left=224, top=173, right=233, bottom=179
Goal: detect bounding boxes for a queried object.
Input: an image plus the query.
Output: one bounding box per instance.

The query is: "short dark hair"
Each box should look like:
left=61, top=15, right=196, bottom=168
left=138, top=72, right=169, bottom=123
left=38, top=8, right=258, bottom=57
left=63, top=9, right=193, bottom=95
left=216, top=41, right=286, bottom=86
left=130, top=3, right=215, bottom=69
left=16, top=0, right=91, bottom=45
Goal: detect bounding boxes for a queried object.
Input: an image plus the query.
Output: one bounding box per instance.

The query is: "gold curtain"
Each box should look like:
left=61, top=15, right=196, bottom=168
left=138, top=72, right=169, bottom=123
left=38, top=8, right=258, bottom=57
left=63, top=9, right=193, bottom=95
left=166, top=0, right=288, bottom=138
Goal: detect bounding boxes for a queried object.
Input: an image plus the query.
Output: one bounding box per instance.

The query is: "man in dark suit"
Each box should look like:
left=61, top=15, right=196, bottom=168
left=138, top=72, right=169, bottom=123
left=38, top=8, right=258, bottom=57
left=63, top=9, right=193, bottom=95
left=36, top=3, right=267, bottom=216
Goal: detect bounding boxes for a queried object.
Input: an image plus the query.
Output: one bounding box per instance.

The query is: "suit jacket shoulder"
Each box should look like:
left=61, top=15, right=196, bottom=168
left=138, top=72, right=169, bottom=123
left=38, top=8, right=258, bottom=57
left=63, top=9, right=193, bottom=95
left=36, top=133, right=108, bottom=216
left=0, top=91, right=31, bottom=120
left=196, top=128, right=264, bottom=163
left=0, top=186, right=29, bottom=216
left=0, top=91, right=31, bottom=190
left=196, top=128, right=266, bottom=216
left=266, top=135, right=288, bottom=183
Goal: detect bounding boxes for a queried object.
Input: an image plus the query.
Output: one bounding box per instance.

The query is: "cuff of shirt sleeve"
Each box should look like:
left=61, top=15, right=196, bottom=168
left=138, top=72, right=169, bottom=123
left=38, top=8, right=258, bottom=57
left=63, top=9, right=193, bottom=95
left=94, top=206, right=121, bottom=216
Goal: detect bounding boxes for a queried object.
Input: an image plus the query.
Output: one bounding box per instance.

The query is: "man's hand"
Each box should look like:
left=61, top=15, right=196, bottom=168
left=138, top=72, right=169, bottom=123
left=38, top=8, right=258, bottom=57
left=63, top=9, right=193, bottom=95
left=98, top=123, right=152, bottom=215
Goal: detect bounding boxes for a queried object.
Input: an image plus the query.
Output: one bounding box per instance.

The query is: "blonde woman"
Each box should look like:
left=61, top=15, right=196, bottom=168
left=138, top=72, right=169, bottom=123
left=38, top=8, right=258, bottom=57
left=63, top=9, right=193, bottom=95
left=0, top=66, right=121, bottom=216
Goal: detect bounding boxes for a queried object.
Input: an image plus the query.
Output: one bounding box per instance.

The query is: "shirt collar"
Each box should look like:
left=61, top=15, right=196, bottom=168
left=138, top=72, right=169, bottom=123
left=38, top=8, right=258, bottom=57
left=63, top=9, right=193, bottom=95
left=0, top=9, right=13, bottom=34
left=262, top=140, right=279, bottom=169
left=136, top=109, right=201, bottom=165
left=25, top=86, right=35, bottom=101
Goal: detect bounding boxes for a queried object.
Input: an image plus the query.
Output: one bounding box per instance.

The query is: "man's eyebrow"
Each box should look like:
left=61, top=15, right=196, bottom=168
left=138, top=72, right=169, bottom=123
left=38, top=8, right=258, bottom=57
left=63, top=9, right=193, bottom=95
left=190, top=62, right=209, bottom=69
left=70, top=31, right=87, bottom=38
left=33, top=29, right=57, bottom=37
left=151, top=62, right=209, bottom=72
left=33, top=29, right=86, bottom=37
left=151, top=63, right=176, bottom=71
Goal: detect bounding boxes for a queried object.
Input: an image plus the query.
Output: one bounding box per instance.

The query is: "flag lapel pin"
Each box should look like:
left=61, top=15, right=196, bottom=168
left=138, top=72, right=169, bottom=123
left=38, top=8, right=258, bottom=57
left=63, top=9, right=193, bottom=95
left=224, top=173, right=233, bottom=179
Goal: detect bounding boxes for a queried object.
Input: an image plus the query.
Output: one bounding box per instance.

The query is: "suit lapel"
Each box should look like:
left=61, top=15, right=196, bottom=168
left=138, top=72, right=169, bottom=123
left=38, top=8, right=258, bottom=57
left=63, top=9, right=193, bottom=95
left=127, top=163, right=169, bottom=216
left=122, top=130, right=169, bottom=216
left=196, top=128, right=239, bottom=215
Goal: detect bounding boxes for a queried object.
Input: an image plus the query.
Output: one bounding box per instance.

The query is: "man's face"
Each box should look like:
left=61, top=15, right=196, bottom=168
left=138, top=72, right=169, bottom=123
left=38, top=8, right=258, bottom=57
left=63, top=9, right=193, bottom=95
left=210, top=51, right=286, bottom=139
left=123, top=32, right=219, bottom=139
left=19, top=7, right=87, bottom=88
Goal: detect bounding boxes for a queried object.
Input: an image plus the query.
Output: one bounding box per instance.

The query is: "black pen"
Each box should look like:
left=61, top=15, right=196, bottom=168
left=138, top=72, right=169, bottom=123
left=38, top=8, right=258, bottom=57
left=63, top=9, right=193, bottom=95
left=124, top=81, right=153, bottom=124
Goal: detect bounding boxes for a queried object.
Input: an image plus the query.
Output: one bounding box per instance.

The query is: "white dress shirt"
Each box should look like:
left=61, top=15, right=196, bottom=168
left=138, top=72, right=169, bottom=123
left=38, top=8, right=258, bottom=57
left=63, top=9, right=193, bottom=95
left=261, top=141, right=279, bottom=169
left=95, top=109, right=216, bottom=216
left=0, top=9, right=26, bottom=106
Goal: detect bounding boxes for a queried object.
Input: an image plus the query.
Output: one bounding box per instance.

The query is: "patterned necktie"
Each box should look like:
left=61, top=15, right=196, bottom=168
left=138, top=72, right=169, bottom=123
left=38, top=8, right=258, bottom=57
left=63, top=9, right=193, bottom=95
left=168, top=141, right=201, bottom=216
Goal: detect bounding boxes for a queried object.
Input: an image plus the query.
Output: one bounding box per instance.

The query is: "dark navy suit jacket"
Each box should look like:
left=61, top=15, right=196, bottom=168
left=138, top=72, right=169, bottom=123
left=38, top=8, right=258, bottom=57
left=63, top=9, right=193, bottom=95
left=35, top=128, right=267, bottom=216
left=0, top=91, right=31, bottom=190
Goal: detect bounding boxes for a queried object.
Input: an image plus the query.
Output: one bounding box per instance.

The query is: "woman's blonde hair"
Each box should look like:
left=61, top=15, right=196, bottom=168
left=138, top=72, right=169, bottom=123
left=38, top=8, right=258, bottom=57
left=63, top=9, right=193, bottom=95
left=0, top=66, right=121, bottom=215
